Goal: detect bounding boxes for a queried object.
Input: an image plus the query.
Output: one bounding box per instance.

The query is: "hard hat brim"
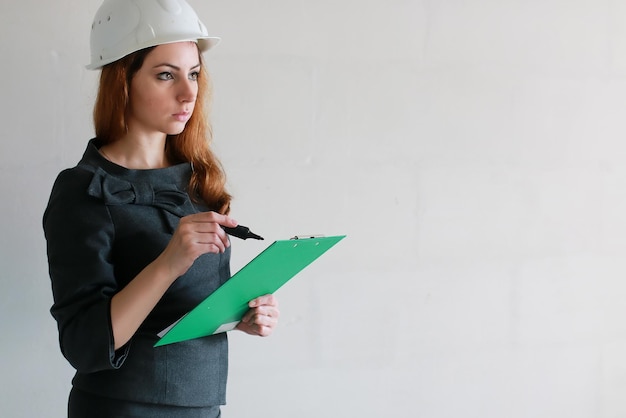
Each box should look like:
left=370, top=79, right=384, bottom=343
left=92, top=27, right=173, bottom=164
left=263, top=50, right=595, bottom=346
left=86, top=36, right=221, bottom=70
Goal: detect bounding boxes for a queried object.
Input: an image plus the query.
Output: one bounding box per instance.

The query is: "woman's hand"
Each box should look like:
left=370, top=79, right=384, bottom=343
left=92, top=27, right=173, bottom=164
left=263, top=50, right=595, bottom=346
left=236, top=294, right=280, bottom=337
left=157, top=211, right=237, bottom=279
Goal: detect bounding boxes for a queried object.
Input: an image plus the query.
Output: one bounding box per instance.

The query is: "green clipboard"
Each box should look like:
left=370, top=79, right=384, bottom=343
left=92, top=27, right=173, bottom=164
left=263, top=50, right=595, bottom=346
left=154, top=235, right=346, bottom=347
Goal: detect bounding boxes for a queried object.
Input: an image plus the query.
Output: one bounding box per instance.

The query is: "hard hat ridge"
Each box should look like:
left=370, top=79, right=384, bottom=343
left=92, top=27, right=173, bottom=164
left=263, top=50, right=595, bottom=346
left=86, top=0, right=220, bottom=70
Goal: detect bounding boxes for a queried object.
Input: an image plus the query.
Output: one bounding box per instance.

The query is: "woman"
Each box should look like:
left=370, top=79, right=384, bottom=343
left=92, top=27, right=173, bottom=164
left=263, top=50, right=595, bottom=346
left=43, top=0, right=279, bottom=416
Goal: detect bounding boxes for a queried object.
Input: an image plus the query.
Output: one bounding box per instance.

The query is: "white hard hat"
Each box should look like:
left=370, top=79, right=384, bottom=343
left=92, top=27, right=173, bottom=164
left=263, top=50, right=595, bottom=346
left=86, top=0, right=220, bottom=70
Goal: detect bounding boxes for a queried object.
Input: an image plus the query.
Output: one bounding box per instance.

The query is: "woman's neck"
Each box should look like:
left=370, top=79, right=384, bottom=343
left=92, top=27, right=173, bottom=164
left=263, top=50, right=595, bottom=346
left=100, top=134, right=171, bottom=169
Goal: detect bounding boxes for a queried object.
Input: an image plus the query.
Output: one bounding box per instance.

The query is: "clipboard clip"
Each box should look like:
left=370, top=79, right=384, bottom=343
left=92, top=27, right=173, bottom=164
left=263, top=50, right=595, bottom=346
left=290, top=234, right=326, bottom=240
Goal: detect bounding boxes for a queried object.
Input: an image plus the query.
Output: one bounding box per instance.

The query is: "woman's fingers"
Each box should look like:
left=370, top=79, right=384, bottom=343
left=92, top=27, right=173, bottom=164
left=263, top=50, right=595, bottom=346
left=179, top=212, right=237, bottom=253
left=238, top=294, right=280, bottom=337
left=248, top=294, right=278, bottom=309
left=159, top=212, right=237, bottom=277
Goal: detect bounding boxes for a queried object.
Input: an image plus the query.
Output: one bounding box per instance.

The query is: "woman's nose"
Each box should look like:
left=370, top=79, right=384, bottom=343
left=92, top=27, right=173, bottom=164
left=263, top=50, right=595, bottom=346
left=177, top=79, right=197, bottom=103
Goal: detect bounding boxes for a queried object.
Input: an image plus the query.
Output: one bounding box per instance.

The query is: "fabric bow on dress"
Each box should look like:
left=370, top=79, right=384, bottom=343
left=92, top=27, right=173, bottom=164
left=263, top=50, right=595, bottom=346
left=86, top=167, right=196, bottom=218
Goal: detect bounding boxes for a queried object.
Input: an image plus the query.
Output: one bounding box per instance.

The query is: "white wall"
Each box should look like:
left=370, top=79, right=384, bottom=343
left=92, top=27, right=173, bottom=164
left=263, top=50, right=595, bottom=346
left=2, top=0, right=626, bottom=416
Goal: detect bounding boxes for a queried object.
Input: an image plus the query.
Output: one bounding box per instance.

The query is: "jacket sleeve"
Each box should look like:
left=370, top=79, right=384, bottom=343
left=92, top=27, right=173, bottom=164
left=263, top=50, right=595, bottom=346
left=43, top=168, right=130, bottom=373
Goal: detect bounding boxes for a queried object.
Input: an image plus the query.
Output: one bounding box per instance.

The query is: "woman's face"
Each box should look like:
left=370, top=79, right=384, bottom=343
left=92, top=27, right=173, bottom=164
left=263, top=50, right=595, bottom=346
left=126, top=42, right=201, bottom=138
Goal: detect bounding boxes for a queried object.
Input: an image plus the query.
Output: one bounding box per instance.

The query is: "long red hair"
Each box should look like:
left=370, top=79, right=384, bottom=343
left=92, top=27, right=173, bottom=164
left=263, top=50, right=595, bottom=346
left=93, top=45, right=231, bottom=214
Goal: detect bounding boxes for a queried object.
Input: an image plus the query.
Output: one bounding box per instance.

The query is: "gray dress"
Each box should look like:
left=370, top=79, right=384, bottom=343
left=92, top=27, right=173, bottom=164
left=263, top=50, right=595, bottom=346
left=44, top=139, right=230, bottom=416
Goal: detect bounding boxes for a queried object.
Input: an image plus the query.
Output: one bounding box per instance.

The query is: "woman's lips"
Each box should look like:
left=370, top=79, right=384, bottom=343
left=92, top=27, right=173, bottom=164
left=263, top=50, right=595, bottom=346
left=173, top=112, right=191, bottom=122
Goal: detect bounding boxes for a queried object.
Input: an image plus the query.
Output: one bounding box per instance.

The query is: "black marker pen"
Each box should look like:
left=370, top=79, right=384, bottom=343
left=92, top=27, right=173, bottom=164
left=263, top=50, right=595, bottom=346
left=223, top=225, right=264, bottom=240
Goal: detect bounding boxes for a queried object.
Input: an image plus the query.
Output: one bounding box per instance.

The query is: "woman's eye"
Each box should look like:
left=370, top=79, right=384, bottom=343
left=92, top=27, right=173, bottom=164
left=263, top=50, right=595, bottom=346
left=189, top=71, right=200, bottom=81
left=157, top=72, right=174, bottom=80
